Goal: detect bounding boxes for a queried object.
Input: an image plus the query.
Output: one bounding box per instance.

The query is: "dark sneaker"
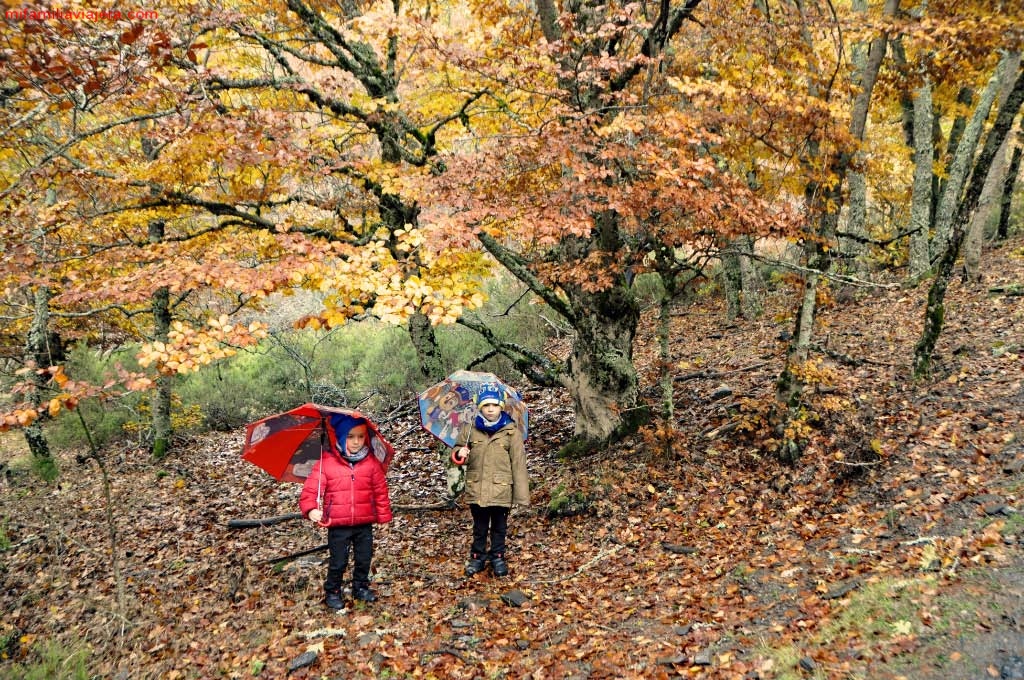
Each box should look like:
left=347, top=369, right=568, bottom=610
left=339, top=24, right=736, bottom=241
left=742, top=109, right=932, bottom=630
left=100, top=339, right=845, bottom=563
left=465, top=553, right=486, bottom=576
left=325, top=591, right=345, bottom=610
left=491, top=556, right=509, bottom=577
left=352, top=585, right=377, bottom=602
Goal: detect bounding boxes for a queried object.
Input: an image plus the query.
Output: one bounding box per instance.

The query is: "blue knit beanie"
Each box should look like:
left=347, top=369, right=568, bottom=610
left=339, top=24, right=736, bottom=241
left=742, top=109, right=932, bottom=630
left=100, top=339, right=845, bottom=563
left=476, top=385, right=504, bottom=407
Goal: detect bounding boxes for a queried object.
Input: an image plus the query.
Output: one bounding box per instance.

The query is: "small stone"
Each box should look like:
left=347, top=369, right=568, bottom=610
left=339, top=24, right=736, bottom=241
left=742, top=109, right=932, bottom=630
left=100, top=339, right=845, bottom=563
left=983, top=502, right=1010, bottom=516
left=661, top=542, right=699, bottom=555
left=1004, top=458, right=1024, bottom=475
left=357, top=632, right=380, bottom=647
left=674, top=623, right=693, bottom=636
left=1001, top=655, right=1024, bottom=679
left=693, top=651, right=712, bottom=666
left=450, top=619, right=472, bottom=629
left=515, top=639, right=530, bottom=650
left=823, top=579, right=860, bottom=600
left=709, top=385, right=733, bottom=401
left=798, top=656, right=816, bottom=672
left=288, top=650, right=318, bottom=672
left=501, top=590, right=528, bottom=607
left=656, top=654, right=688, bottom=666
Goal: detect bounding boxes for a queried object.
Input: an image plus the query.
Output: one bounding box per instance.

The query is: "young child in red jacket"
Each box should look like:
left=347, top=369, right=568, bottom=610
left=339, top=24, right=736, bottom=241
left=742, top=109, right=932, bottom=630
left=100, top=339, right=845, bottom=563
left=300, top=414, right=392, bottom=609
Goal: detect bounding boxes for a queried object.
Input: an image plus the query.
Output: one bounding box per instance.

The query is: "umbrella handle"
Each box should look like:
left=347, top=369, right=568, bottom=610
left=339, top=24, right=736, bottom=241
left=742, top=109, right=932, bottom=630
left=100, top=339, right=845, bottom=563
left=317, top=417, right=327, bottom=511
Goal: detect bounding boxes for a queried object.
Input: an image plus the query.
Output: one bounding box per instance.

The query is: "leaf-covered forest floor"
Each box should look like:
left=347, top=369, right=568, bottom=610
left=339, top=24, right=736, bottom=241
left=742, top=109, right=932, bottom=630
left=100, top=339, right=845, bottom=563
left=3, top=239, right=1024, bottom=679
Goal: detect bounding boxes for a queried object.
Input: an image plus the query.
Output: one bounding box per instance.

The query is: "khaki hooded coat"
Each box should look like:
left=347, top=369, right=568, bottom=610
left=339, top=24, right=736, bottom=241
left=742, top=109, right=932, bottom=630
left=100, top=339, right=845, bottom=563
left=455, top=420, right=529, bottom=507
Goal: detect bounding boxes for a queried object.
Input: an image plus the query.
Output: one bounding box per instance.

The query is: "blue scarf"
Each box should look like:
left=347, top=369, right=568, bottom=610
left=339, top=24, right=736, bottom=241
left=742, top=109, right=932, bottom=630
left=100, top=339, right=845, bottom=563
left=475, top=411, right=513, bottom=436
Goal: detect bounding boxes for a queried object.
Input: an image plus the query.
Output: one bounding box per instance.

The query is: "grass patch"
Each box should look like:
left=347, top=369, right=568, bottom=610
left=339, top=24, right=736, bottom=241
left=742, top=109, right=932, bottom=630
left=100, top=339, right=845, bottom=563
left=3, top=638, right=91, bottom=680
left=763, top=575, right=973, bottom=680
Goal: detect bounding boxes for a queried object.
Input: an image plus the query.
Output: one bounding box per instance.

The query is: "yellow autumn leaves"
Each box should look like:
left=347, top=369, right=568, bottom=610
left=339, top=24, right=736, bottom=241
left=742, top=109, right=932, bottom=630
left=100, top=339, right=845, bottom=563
left=137, top=316, right=269, bottom=376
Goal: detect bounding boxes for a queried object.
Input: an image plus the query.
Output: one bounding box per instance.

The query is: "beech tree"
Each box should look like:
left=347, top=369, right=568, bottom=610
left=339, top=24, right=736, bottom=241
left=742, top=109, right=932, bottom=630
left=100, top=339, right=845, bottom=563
left=423, top=0, right=794, bottom=450
left=156, top=0, right=496, bottom=382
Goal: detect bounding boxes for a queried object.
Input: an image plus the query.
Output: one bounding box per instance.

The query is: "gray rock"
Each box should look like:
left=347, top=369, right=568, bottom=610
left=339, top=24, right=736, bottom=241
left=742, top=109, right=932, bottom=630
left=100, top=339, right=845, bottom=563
left=357, top=632, right=380, bottom=647
left=662, top=542, right=698, bottom=555
left=709, top=385, right=733, bottom=401
left=501, top=590, right=528, bottom=607
left=288, top=650, right=318, bottom=673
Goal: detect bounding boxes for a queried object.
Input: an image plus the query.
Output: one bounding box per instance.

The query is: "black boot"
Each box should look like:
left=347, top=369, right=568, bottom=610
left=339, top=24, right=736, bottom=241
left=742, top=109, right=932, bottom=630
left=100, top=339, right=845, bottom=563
left=491, top=554, right=509, bottom=577
left=352, top=583, right=377, bottom=602
left=465, top=552, right=486, bottom=576
left=324, top=590, right=345, bottom=610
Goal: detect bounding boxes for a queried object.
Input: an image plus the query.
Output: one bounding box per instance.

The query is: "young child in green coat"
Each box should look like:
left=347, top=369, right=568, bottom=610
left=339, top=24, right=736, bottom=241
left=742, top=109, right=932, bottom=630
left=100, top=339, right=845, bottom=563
left=451, top=385, right=529, bottom=577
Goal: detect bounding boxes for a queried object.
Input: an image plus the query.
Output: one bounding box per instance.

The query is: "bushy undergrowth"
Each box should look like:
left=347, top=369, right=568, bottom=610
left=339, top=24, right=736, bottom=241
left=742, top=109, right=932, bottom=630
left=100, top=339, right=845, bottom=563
left=40, top=275, right=552, bottom=453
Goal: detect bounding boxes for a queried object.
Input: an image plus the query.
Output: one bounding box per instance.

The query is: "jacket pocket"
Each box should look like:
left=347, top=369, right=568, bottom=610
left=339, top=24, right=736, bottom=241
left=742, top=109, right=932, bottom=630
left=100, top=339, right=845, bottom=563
left=494, top=472, right=512, bottom=485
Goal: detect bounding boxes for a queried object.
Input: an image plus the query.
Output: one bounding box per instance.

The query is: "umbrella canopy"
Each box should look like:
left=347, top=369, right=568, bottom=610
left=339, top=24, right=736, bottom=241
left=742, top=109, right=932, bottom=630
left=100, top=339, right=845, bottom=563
left=242, top=403, right=394, bottom=483
left=418, top=370, right=529, bottom=447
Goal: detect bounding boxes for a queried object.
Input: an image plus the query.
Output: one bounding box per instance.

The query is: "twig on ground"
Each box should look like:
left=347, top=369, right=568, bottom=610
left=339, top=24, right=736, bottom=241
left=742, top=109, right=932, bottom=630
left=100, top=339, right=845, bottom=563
left=674, top=361, right=771, bottom=383
left=526, top=542, right=626, bottom=584
left=420, top=648, right=478, bottom=666
left=227, top=513, right=304, bottom=528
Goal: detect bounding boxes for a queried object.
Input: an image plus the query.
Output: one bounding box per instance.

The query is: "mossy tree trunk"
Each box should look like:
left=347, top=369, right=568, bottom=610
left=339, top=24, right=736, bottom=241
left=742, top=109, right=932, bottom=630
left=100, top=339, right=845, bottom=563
left=24, top=284, right=55, bottom=471
left=407, top=312, right=445, bottom=382
left=997, top=143, right=1022, bottom=241
left=915, top=64, right=1024, bottom=378
left=908, top=78, right=934, bottom=279
left=149, top=219, right=173, bottom=460
left=931, top=55, right=1009, bottom=259
left=964, top=52, right=1022, bottom=282
left=563, top=283, right=641, bottom=447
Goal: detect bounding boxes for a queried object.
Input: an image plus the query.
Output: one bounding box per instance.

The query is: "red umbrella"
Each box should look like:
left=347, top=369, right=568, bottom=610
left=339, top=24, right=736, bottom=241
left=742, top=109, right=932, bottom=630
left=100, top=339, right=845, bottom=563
left=241, top=403, right=394, bottom=483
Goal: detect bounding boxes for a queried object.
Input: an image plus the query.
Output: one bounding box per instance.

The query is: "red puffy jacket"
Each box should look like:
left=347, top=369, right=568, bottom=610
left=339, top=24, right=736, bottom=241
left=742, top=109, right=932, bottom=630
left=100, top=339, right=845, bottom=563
left=299, top=451, right=392, bottom=527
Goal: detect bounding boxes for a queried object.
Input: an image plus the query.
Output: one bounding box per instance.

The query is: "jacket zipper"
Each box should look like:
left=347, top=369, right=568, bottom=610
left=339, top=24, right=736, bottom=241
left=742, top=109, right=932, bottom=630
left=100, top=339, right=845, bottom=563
left=349, top=462, right=356, bottom=523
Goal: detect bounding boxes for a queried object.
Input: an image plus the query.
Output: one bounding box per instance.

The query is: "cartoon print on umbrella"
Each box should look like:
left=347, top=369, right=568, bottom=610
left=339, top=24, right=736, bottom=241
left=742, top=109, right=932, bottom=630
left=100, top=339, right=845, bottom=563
left=418, top=370, right=529, bottom=448
left=242, top=403, right=394, bottom=483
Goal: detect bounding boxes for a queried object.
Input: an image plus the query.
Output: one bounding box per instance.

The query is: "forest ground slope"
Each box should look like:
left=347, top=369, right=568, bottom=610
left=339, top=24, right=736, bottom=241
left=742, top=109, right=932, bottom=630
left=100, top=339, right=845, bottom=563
left=2, top=238, right=1024, bottom=679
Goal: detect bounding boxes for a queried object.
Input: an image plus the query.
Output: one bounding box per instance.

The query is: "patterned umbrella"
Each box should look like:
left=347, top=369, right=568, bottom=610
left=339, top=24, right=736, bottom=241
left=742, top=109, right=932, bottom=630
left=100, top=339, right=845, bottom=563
left=241, top=403, right=394, bottom=483
left=418, top=370, right=529, bottom=447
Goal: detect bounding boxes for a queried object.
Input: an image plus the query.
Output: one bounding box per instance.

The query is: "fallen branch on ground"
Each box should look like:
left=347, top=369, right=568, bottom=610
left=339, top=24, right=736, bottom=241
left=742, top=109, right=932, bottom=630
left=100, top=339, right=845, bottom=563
left=227, top=512, right=304, bottom=529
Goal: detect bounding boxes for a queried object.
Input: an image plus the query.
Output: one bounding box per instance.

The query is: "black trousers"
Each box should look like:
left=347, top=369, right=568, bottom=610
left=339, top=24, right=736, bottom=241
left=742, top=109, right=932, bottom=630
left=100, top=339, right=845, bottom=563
left=470, top=504, right=510, bottom=558
left=324, top=524, right=373, bottom=593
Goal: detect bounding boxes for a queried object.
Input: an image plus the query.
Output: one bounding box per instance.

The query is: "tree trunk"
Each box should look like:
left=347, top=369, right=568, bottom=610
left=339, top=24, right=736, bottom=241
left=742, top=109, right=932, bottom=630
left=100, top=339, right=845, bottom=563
left=407, top=311, right=445, bottom=382
left=722, top=245, right=742, bottom=321
left=563, top=283, right=642, bottom=449
left=964, top=52, right=1022, bottom=281
left=23, top=284, right=55, bottom=471
left=932, top=55, right=1011, bottom=258
left=773, top=0, right=894, bottom=462
left=737, top=235, right=762, bottom=318
left=914, top=64, right=1024, bottom=378
left=776, top=173, right=840, bottom=415
left=997, top=143, right=1023, bottom=240
left=908, top=78, right=934, bottom=278
left=149, top=219, right=172, bottom=460
left=657, top=279, right=674, bottom=457
left=841, top=0, right=895, bottom=265
left=843, top=171, right=868, bottom=263
left=936, top=86, right=975, bottom=216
